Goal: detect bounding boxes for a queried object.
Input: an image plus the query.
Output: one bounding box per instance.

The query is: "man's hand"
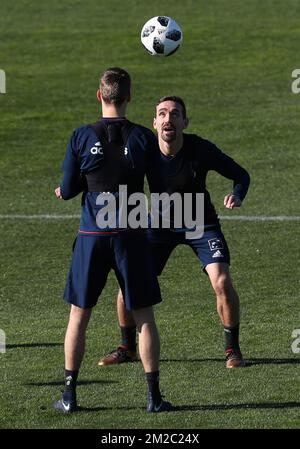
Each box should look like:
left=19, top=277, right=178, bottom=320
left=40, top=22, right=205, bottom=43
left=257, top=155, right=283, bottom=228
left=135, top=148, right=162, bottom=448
left=224, top=194, right=241, bottom=209
left=55, top=186, right=63, bottom=199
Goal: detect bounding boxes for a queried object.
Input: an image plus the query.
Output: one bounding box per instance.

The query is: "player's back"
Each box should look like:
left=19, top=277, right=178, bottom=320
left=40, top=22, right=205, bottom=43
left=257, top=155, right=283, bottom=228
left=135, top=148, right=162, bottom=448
left=61, top=118, right=158, bottom=234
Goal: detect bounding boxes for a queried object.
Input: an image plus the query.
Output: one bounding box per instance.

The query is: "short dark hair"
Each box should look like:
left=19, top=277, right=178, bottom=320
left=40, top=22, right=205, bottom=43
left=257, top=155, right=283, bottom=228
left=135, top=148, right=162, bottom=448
left=100, top=67, right=131, bottom=105
left=156, top=95, right=187, bottom=119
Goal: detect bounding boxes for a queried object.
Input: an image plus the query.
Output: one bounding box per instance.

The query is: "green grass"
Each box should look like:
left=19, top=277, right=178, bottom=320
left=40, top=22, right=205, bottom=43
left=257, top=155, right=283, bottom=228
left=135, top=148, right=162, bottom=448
left=0, top=0, right=300, bottom=429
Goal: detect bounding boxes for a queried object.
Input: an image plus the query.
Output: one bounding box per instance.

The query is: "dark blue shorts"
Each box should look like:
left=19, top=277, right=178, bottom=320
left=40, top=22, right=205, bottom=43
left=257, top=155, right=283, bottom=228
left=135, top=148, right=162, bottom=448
left=64, top=231, right=162, bottom=310
left=147, top=226, right=230, bottom=275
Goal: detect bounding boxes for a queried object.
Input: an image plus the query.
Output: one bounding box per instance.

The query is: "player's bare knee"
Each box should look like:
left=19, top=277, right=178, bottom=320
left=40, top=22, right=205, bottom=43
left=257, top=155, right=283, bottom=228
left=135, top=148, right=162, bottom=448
left=212, top=275, right=233, bottom=299
left=70, top=304, right=92, bottom=322
left=132, top=307, right=154, bottom=329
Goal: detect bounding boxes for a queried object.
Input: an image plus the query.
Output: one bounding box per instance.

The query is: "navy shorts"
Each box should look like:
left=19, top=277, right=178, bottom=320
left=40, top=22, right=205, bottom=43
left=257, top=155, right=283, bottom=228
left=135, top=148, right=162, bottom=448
left=147, top=226, right=230, bottom=275
left=64, top=231, right=162, bottom=310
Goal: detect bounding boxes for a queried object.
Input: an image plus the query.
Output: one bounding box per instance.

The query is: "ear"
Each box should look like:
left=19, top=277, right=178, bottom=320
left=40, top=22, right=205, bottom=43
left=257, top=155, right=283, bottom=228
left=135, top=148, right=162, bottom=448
left=96, top=89, right=102, bottom=103
left=153, top=117, right=157, bottom=130
left=183, top=117, right=189, bottom=129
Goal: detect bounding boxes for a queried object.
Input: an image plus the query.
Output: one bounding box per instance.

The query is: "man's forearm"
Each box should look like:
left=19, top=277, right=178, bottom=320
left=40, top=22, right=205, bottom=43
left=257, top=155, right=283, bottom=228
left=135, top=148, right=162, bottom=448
left=60, top=171, right=85, bottom=200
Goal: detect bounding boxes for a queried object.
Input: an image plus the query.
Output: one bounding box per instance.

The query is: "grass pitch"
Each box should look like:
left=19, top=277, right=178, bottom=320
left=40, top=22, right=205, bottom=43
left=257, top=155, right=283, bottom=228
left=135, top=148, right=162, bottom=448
left=0, top=0, right=299, bottom=429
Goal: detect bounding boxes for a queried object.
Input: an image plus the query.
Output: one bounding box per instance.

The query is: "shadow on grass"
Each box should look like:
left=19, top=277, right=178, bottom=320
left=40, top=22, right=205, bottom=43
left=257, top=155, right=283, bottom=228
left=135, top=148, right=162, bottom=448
left=75, top=405, right=109, bottom=412
left=6, top=343, right=63, bottom=349
left=173, top=401, right=300, bottom=412
left=25, top=380, right=117, bottom=387
left=54, top=401, right=300, bottom=413
left=160, top=358, right=300, bottom=366
left=245, top=358, right=300, bottom=366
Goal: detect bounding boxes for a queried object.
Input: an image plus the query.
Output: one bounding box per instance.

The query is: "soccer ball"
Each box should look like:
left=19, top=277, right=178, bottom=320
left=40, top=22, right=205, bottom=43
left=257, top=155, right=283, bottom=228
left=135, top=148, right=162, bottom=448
left=141, top=16, right=183, bottom=56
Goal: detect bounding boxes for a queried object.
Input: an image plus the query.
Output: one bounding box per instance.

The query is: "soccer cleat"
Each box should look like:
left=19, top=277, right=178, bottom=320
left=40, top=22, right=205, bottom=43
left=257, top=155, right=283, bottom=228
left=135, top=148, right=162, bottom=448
left=147, top=393, right=172, bottom=413
left=98, top=345, right=138, bottom=366
left=226, top=349, right=246, bottom=368
left=53, top=397, right=77, bottom=413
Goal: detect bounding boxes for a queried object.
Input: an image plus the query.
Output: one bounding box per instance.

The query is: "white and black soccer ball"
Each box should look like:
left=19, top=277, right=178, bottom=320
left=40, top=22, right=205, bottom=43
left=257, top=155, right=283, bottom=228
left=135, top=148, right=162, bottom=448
left=141, top=16, right=183, bottom=56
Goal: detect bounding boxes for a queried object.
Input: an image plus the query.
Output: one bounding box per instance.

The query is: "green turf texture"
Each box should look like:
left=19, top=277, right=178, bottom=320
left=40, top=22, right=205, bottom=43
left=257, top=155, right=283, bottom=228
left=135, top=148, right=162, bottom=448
left=0, top=0, right=299, bottom=429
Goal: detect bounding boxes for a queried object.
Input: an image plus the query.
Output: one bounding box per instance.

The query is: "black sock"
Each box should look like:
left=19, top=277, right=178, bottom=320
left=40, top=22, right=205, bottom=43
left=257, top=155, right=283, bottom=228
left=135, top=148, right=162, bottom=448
left=63, top=369, right=78, bottom=402
left=146, top=371, right=161, bottom=403
left=224, top=324, right=240, bottom=352
left=120, top=326, right=137, bottom=352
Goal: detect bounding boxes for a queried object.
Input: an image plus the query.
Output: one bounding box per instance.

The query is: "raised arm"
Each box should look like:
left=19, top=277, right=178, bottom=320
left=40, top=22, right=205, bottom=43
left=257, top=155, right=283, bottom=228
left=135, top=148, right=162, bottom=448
left=207, top=142, right=250, bottom=208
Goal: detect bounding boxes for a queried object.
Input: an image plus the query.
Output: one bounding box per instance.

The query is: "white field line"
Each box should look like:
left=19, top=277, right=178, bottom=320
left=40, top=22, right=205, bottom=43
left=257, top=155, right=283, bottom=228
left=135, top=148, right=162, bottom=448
left=0, top=214, right=299, bottom=221
left=0, top=214, right=81, bottom=219
left=220, top=215, right=300, bottom=221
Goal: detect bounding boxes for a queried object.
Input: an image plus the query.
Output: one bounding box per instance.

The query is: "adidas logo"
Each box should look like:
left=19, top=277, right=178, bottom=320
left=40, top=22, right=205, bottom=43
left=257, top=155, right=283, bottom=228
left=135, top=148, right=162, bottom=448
left=90, top=141, right=103, bottom=155
left=212, top=250, right=224, bottom=258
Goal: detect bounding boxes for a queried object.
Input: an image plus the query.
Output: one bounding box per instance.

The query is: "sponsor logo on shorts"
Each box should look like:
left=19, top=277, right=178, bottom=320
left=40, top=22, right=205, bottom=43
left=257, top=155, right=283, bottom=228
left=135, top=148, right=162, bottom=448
left=212, top=250, right=224, bottom=258
left=208, top=238, right=224, bottom=251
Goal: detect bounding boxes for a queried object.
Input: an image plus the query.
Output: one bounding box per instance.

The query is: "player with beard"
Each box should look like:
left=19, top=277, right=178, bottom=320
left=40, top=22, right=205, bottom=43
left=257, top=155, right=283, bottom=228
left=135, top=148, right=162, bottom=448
left=98, top=96, right=250, bottom=369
